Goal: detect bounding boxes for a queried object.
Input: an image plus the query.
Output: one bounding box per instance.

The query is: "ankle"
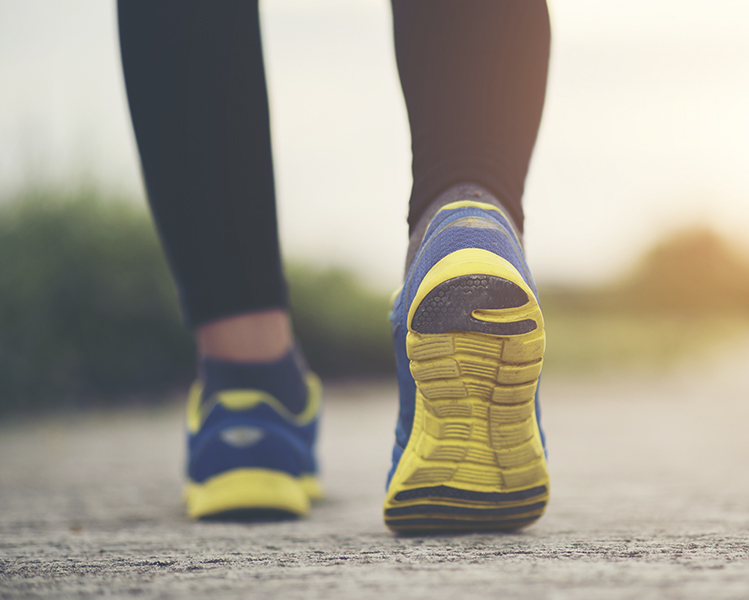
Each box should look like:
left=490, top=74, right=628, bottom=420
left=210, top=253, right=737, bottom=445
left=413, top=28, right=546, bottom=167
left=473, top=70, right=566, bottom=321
left=405, top=183, right=521, bottom=276
left=199, top=347, right=308, bottom=414
left=196, top=309, right=293, bottom=363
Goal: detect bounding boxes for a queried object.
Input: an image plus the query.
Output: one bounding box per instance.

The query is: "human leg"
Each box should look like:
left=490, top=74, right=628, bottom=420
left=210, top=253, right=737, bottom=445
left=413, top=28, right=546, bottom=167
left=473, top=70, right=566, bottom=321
left=118, top=0, right=321, bottom=519
left=118, top=0, right=285, bottom=330
left=385, top=0, right=551, bottom=532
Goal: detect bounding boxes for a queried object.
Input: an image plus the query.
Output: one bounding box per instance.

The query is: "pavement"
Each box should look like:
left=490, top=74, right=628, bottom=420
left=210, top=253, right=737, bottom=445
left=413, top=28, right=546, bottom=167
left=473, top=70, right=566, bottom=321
left=2, top=343, right=749, bottom=599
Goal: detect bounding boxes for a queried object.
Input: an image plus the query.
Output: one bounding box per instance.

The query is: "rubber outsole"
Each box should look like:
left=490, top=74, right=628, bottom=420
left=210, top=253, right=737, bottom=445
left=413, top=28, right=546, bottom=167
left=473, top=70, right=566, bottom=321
left=412, top=275, right=534, bottom=336
left=185, top=468, right=323, bottom=521
left=384, top=248, right=550, bottom=533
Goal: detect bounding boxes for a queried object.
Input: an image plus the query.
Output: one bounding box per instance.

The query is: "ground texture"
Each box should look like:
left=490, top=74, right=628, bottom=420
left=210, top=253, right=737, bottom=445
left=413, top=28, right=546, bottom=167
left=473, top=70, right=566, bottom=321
left=2, top=346, right=749, bottom=599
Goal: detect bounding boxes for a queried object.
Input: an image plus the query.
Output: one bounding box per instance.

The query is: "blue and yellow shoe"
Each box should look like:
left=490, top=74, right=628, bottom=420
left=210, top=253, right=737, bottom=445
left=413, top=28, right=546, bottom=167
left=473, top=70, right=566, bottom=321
left=184, top=370, right=323, bottom=520
left=384, top=200, right=549, bottom=533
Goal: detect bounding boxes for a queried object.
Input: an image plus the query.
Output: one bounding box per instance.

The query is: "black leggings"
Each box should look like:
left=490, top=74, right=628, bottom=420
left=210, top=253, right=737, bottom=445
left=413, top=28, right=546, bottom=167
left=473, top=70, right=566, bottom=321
left=118, top=0, right=550, bottom=328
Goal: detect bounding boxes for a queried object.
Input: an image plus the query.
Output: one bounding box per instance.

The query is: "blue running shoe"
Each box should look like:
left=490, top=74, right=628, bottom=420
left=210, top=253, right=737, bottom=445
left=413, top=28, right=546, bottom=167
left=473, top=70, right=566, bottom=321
left=184, top=369, right=323, bottom=520
left=384, top=200, right=549, bottom=533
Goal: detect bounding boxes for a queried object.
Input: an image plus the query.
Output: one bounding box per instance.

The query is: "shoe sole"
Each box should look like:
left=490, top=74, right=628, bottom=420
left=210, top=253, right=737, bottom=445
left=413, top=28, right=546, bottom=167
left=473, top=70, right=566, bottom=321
left=185, top=468, right=323, bottom=520
left=384, top=248, right=550, bottom=533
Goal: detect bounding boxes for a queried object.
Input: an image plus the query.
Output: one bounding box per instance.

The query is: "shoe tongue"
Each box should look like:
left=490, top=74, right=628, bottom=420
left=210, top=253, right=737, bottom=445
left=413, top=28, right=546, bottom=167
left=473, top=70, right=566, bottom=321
left=200, top=348, right=308, bottom=415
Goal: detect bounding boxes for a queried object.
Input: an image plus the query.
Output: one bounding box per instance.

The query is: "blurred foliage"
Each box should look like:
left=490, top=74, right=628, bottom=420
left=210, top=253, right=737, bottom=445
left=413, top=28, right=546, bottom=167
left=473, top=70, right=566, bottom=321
left=0, top=189, right=393, bottom=414
left=287, top=265, right=393, bottom=377
left=0, top=189, right=194, bottom=413
left=542, top=310, right=747, bottom=372
left=541, top=228, right=749, bottom=372
left=2, top=188, right=748, bottom=413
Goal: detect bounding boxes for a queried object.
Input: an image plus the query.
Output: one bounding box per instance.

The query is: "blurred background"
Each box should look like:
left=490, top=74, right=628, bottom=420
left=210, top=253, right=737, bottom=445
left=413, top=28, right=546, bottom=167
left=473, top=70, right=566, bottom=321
left=1, top=0, right=748, bottom=413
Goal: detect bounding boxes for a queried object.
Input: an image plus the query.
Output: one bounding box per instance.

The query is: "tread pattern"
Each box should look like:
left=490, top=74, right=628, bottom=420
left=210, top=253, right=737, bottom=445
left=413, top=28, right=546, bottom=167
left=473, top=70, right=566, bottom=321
left=385, top=273, right=550, bottom=533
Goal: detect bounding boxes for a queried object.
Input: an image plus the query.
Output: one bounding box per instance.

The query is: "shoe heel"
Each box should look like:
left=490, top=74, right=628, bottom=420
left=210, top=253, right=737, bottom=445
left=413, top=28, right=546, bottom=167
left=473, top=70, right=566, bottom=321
left=384, top=249, right=550, bottom=533
left=185, top=468, right=315, bottom=520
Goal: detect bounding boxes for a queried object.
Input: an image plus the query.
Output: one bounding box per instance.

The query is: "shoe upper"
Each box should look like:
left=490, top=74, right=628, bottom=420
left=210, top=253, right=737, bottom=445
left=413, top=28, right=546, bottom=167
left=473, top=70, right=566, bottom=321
left=186, top=374, right=321, bottom=484
left=387, top=201, right=545, bottom=487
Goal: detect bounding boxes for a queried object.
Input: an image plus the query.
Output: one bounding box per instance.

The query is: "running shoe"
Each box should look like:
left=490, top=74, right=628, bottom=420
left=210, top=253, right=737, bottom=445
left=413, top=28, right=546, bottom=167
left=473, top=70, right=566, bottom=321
left=184, top=372, right=323, bottom=520
left=384, top=200, right=549, bottom=533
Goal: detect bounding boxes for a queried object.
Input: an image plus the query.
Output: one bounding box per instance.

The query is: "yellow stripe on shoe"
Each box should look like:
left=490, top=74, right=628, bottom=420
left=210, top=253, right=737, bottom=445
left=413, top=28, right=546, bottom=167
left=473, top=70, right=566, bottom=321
left=185, top=468, right=322, bottom=520
left=186, top=373, right=322, bottom=435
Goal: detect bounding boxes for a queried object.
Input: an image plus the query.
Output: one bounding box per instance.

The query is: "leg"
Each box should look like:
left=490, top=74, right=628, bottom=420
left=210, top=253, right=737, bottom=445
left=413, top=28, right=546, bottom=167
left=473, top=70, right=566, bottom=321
left=394, top=0, right=550, bottom=238
left=385, top=0, right=551, bottom=532
left=118, top=0, right=322, bottom=519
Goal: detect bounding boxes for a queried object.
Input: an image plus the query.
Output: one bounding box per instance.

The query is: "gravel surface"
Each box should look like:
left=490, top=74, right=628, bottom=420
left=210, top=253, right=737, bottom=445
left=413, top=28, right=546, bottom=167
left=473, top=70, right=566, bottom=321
left=2, top=347, right=749, bottom=599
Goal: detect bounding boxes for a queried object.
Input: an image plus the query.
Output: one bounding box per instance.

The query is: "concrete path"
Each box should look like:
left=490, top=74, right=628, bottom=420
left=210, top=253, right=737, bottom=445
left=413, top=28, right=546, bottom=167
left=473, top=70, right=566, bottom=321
left=2, top=345, right=749, bottom=599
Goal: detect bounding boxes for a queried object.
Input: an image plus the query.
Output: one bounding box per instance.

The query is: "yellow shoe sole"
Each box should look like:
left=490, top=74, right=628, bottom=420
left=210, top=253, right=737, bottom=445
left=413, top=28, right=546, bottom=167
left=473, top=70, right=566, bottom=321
left=384, top=248, right=550, bottom=533
left=185, top=468, right=324, bottom=520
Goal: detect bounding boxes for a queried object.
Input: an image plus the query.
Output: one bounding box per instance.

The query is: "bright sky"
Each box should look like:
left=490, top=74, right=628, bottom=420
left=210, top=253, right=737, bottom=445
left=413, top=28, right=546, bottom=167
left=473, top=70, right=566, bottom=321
left=0, top=0, right=747, bottom=289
